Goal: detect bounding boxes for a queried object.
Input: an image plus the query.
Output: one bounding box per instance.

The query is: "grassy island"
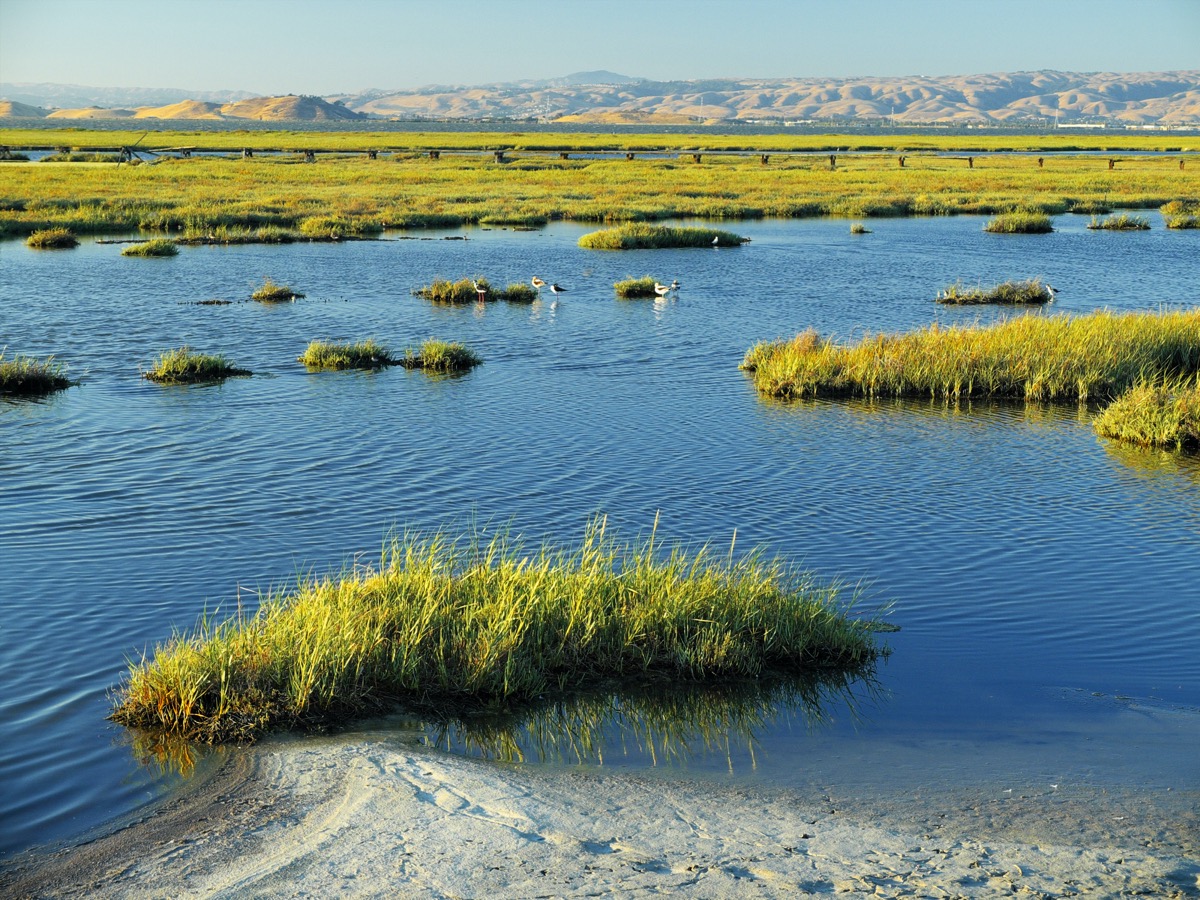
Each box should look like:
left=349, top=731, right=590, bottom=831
left=742, top=309, right=1200, bottom=402
left=121, top=238, right=179, bottom=257
left=110, top=519, right=883, bottom=743
left=142, top=347, right=251, bottom=384
left=935, top=279, right=1055, bottom=305
left=982, top=212, right=1054, bottom=234
left=251, top=278, right=305, bottom=302
left=579, top=224, right=748, bottom=249
left=1093, top=379, right=1200, bottom=450
left=25, top=228, right=78, bottom=249
left=1088, top=214, right=1151, bottom=231
left=413, top=277, right=537, bottom=304
left=298, top=339, right=397, bottom=370
left=614, top=276, right=659, bottom=298
left=400, top=339, right=481, bottom=373
left=0, top=352, right=75, bottom=397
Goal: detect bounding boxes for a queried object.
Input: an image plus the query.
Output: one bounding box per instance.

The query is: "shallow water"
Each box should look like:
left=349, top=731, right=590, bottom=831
left=2, top=213, right=1199, bottom=857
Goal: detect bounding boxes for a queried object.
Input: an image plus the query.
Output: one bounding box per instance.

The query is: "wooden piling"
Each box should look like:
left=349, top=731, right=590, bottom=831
left=493, top=150, right=506, bottom=162
left=760, top=154, right=769, bottom=165
left=428, top=150, right=440, bottom=159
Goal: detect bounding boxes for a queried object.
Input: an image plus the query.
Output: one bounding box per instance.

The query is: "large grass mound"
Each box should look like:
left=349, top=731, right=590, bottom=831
left=742, top=309, right=1200, bottom=402
left=579, top=224, right=748, bottom=250
left=110, top=520, right=883, bottom=743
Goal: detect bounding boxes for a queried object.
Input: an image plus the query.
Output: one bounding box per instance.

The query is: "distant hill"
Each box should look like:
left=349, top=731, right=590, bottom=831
left=0, top=100, right=48, bottom=117
left=339, top=70, right=1200, bottom=125
left=30, top=94, right=365, bottom=122
left=4, top=71, right=1199, bottom=125
left=0, top=82, right=256, bottom=109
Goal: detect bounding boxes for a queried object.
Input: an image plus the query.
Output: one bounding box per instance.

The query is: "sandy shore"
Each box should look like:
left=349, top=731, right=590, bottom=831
left=3, top=732, right=1198, bottom=898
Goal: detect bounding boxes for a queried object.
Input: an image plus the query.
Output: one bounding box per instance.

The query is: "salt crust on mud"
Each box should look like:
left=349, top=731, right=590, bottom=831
left=3, top=734, right=1198, bottom=899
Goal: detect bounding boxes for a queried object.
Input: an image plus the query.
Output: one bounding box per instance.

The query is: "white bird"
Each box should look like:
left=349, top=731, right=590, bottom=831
left=654, top=282, right=671, bottom=298
left=472, top=280, right=487, bottom=302
left=549, top=283, right=568, bottom=295
left=712, top=236, right=719, bottom=247
left=1046, top=284, right=1061, bottom=301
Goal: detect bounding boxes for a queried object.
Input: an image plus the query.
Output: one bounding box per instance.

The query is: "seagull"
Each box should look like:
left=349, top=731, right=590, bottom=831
left=472, top=280, right=487, bottom=302
left=654, top=282, right=672, bottom=298
left=531, top=276, right=546, bottom=292
left=1046, top=284, right=1060, bottom=301
left=549, top=283, right=568, bottom=295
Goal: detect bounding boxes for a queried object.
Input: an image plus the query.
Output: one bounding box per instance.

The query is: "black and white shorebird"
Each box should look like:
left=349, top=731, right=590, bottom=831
left=549, top=283, right=567, bottom=295
left=670, top=279, right=680, bottom=290
left=472, top=279, right=487, bottom=302
left=1046, top=284, right=1061, bottom=301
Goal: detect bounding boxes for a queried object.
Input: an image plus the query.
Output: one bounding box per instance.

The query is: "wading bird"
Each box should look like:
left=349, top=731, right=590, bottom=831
left=670, top=279, right=680, bottom=290
left=712, top=236, right=719, bottom=247
left=472, top=280, right=487, bottom=302
left=1046, top=284, right=1061, bottom=301
left=549, top=283, right=568, bottom=295
left=654, top=282, right=672, bottom=298
left=531, top=276, right=546, bottom=292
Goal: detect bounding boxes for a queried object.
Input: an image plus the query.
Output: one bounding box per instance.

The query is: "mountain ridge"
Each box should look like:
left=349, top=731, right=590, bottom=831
left=3, top=70, right=1199, bottom=124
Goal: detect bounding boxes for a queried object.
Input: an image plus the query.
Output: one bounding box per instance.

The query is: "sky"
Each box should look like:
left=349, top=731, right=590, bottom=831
left=1, top=0, right=1197, bottom=95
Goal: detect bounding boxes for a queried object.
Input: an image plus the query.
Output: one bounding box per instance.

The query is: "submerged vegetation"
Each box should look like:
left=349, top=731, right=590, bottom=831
left=935, top=278, right=1055, bottom=305
left=109, top=519, right=883, bottom=743
left=298, top=340, right=397, bottom=370
left=579, top=223, right=748, bottom=249
left=142, top=347, right=251, bottom=384
left=982, top=212, right=1054, bottom=233
left=25, top=227, right=78, bottom=249
left=742, top=309, right=1200, bottom=402
left=1093, top=378, right=1200, bottom=451
left=251, top=278, right=305, bottom=302
left=121, top=238, right=179, bottom=257
left=1088, top=213, right=1150, bottom=230
left=0, top=352, right=75, bottom=397
left=401, top=339, right=481, bottom=373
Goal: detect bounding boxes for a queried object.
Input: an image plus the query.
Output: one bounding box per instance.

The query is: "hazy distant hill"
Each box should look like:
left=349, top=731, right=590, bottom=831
left=340, top=70, right=1200, bottom=124
left=0, top=82, right=256, bottom=109
left=4, top=71, right=1199, bottom=124
left=0, top=100, right=49, bottom=118
left=37, top=95, right=365, bottom=122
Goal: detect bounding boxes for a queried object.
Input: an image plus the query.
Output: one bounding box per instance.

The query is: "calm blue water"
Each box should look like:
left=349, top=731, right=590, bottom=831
left=2, top=213, right=1199, bottom=857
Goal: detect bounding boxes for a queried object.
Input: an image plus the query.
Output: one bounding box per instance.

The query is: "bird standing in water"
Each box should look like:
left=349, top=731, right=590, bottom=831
left=472, top=280, right=487, bottom=303
left=1046, top=284, right=1061, bottom=301
left=654, top=282, right=671, bottom=298
left=549, top=283, right=567, bottom=295
left=531, top=276, right=546, bottom=293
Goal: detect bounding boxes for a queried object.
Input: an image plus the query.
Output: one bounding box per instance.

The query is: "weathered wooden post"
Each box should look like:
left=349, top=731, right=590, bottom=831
left=559, top=152, right=570, bottom=160
left=493, top=150, right=506, bottom=162
left=1181, top=159, right=1186, bottom=170
left=1108, top=158, right=1116, bottom=170
left=180, top=149, right=192, bottom=158
left=760, top=154, right=770, bottom=165
left=626, top=152, right=636, bottom=161
left=1038, top=157, right=1044, bottom=168
left=428, top=150, right=440, bottom=160
left=367, top=149, right=378, bottom=160
left=692, top=153, right=702, bottom=163
left=829, top=154, right=836, bottom=169
left=966, top=156, right=974, bottom=169
left=898, top=156, right=905, bottom=167
left=303, top=149, right=316, bottom=163
left=242, top=148, right=254, bottom=159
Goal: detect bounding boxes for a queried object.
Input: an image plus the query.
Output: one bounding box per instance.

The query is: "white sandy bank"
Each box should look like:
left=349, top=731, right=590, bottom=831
left=3, top=733, right=1198, bottom=898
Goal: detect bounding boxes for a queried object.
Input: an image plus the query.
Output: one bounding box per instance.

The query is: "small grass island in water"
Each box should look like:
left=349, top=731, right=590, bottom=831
left=935, top=278, right=1056, bottom=305
left=579, top=224, right=748, bottom=250
left=298, top=339, right=398, bottom=370
left=1093, top=378, right=1200, bottom=451
left=25, top=228, right=79, bottom=249
left=142, top=347, right=252, bottom=384
left=110, top=518, right=885, bottom=743
left=412, top=277, right=538, bottom=304
left=0, top=352, right=76, bottom=397
left=982, top=212, right=1054, bottom=234
left=121, top=238, right=179, bottom=257
left=251, top=278, right=305, bottom=302
left=401, top=339, right=481, bottom=373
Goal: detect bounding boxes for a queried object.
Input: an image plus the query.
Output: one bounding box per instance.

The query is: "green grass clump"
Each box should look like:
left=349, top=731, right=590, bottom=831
left=142, top=347, right=251, bottom=384
left=251, top=278, right=305, bottom=302
left=413, top=277, right=491, bottom=303
left=121, top=238, right=179, bottom=257
left=26, top=227, right=78, bottom=249
left=850, top=223, right=871, bottom=234
left=498, top=282, right=538, bottom=303
left=1094, top=378, right=1200, bottom=451
left=579, top=223, right=748, bottom=249
left=108, top=518, right=882, bottom=742
left=401, top=339, right=481, bottom=373
left=298, top=339, right=397, bottom=370
left=935, top=278, right=1055, bottom=305
left=1088, top=213, right=1150, bottom=230
left=742, top=309, right=1200, bottom=402
left=297, top=216, right=383, bottom=240
left=614, top=276, right=658, bottom=298
left=983, top=212, right=1053, bottom=233
left=1166, top=214, right=1200, bottom=229
left=1160, top=199, right=1200, bottom=216
left=0, top=352, right=75, bottom=397
left=1068, top=199, right=1112, bottom=215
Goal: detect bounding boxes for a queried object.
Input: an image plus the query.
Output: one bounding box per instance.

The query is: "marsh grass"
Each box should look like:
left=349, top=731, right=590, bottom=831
left=297, top=216, right=383, bottom=240
left=1093, top=378, right=1200, bottom=451
left=1166, top=214, right=1200, bottom=229
left=579, top=223, right=748, bottom=249
left=982, top=212, right=1054, bottom=233
left=251, top=278, right=305, bottom=302
left=179, top=225, right=300, bottom=245
left=742, top=309, right=1200, bottom=402
left=298, top=339, right=397, bottom=370
left=850, top=223, right=871, bottom=234
left=143, top=347, right=251, bottom=384
left=1068, top=199, right=1112, bottom=215
left=109, top=517, right=883, bottom=743
left=614, top=276, right=658, bottom=298
left=1088, top=213, right=1150, bottom=230
left=26, top=227, right=78, bottom=249
left=0, top=352, right=74, bottom=397
left=935, top=278, right=1054, bottom=305
left=121, top=238, right=179, bottom=257
left=401, top=339, right=481, bottom=372
left=1160, top=199, right=1200, bottom=216
left=413, top=277, right=491, bottom=303
left=498, top=283, right=538, bottom=303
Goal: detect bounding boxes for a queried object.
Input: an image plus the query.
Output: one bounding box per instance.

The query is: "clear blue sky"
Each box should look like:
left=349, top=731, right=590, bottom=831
left=2, top=0, right=1196, bottom=94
